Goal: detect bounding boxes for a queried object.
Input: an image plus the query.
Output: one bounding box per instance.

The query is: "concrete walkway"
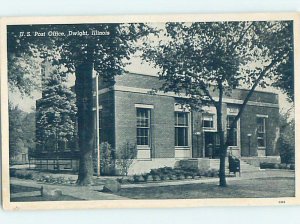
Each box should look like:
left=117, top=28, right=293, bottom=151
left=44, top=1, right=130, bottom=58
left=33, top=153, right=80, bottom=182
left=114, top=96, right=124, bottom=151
left=121, top=169, right=295, bottom=189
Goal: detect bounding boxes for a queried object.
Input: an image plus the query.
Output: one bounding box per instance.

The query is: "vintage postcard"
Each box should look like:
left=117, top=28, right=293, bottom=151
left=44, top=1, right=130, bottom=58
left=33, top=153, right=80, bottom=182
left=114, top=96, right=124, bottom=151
left=1, top=13, right=299, bottom=210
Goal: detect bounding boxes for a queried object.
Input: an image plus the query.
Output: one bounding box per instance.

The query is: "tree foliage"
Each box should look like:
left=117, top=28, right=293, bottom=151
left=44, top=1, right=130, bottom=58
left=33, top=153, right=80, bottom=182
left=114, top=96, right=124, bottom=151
left=278, top=111, right=295, bottom=164
left=142, top=21, right=293, bottom=186
left=9, top=103, right=35, bottom=163
left=7, top=23, right=156, bottom=185
left=36, top=68, right=77, bottom=152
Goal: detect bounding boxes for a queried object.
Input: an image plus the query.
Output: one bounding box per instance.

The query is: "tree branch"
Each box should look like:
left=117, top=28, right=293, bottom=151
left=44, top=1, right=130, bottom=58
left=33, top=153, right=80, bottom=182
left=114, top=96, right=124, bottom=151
left=199, top=82, right=218, bottom=107
left=229, top=22, right=254, bottom=53
left=225, top=59, right=279, bottom=147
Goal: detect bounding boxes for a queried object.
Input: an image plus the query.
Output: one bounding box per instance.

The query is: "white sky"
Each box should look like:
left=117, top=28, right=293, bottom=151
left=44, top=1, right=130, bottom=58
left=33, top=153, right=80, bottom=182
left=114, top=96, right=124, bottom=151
left=8, top=22, right=294, bottom=116
left=9, top=54, right=293, bottom=116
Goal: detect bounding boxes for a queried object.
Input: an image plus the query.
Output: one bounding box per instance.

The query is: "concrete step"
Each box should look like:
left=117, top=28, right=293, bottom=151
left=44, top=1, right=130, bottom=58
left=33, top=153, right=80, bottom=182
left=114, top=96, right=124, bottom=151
left=209, top=158, right=260, bottom=173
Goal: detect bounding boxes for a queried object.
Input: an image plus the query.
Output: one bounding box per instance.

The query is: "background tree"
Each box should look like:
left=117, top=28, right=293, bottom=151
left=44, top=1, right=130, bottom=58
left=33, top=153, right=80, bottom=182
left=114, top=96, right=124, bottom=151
left=9, top=103, right=36, bottom=163
left=278, top=111, right=295, bottom=164
left=7, top=24, right=155, bottom=185
left=36, top=68, right=77, bottom=158
left=272, top=51, right=294, bottom=102
left=142, top=21, right=293, bottom=186
left=9, top=103, right=24, bottom=162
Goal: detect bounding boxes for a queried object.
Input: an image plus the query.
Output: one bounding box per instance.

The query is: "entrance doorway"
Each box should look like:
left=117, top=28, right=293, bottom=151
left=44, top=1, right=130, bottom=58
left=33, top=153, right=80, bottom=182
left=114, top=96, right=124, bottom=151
left=204, top=132, right=220, bottom=158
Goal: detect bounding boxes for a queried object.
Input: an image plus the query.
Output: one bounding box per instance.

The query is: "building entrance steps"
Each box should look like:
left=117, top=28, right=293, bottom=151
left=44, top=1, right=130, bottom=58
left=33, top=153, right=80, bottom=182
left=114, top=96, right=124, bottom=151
left=209, top=158, right=260, bottom=173
left=180, top=158, right=260, bottom=173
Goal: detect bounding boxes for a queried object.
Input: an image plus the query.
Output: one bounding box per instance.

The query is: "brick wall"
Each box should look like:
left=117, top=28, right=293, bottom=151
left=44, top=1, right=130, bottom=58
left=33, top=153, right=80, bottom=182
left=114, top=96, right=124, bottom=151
left=240, top=104, right=279, bottom=157
left=114, top=90, right=175, bottom=158
left=99, top=91, right=115, bottom=148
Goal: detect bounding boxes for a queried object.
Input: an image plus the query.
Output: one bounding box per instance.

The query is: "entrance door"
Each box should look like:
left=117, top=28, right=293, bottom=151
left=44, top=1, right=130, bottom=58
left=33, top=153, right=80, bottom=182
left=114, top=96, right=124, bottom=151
left=204, top=132, right=220, bottom=158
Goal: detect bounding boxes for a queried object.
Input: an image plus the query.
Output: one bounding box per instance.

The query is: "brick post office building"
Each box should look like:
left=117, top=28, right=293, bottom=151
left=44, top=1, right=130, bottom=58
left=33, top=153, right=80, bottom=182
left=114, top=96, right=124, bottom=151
left=97, top=72, right=280, bottom=174
left=34, top=71, right=281, bottom=174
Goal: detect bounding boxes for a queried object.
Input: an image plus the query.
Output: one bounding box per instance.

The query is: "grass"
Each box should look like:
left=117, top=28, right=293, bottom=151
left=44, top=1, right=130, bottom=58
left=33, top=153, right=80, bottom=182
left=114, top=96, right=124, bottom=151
left=11, top=195, right=83, bottom=202
left=10, top=184, right=40, bottom=194
left=114, top=177, right=295, bottom=199
left=10, top=184, right=83, bottom=202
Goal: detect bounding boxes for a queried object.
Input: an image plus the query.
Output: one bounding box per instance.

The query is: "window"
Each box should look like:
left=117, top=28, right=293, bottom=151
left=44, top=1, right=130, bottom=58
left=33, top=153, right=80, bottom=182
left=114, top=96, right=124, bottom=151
left=137, top=108, right=151, bottom=146
left=175, top=112, right=189, bottom=147
left=257, top=117, right=266, bottom=147
left=227, top=115, right=238, bottom=147
left=202, top=114, right=214, bottom=128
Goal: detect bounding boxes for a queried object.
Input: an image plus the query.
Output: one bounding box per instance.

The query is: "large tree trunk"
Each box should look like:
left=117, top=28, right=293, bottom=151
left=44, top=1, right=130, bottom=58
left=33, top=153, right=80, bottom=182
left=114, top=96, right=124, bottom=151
left=216, top=105, right=227, bottom=187
left=75, top=61, right=95, bottom=186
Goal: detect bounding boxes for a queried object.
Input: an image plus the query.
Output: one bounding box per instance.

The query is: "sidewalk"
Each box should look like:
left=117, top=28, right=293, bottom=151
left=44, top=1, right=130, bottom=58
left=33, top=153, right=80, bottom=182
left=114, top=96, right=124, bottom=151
left=121, top=169, right=295, bottom=189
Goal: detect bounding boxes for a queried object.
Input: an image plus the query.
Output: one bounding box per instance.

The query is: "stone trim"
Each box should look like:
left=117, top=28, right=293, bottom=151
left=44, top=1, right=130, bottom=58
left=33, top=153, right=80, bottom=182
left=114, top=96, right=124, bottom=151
left=109, top=85, right=279, bottom=108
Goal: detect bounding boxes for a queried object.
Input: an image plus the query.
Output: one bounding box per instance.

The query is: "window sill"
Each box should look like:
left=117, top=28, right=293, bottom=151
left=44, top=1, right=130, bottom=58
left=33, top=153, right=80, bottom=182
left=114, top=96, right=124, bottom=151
left=137, top=146, right=151, bottom=150
left=228, top=146, right=239, bottom=149
left=175, top=147, right=190, bottom=150
left=258, top=147, right=266, bottom=150
left=136, top=158, right=152, bottom=161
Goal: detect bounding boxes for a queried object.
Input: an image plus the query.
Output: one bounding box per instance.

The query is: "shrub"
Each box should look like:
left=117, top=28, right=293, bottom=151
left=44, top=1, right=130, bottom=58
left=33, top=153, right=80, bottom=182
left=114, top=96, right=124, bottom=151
left=146, top=175, right=154, bottom=182
left=260, top=162, right=294, bottom=170
left=260, top=162, right=276, bottom=169
left=210, top=169, right=219, bottom=177
left=152, top=175, right=161, bottom=181
left=10, top=168, right=16, bottom=177
left=116, top=141, right=137, bottom=176
left=290, top=164, right=295, bottom=170
left=150, top=169, right=159, bottom=176
left=133, top=175, right=144, bottom=183
left=99, top=142, right=115, bottom=175
left=13, top=170, right=34, bottom=180
left=142, top=173, right=149, bottom=181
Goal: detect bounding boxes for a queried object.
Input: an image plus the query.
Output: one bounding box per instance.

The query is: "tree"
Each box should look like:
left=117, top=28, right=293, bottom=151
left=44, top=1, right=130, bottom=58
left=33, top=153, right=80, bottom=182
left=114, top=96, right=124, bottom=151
left=9, top=103, right=36, bottom=163
left=8, top=54, right=41, bottom=96
left=36, top=68, right=77, bottom=158
left=278, top=111, right=295, bottom=164
left=7, top=24, right=156, bottom=185
left=9, top=103, right=24, bottom=162
left=116, top=141, right=137, bottom=176
left=142, top=21, right=293, bottom=186
left=272, top=51, right=294, bottom=102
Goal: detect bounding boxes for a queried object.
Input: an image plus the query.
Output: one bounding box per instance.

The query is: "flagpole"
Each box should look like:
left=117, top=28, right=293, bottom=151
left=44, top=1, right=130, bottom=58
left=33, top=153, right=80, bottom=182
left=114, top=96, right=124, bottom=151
left=93, top=64, right=100, bottom=177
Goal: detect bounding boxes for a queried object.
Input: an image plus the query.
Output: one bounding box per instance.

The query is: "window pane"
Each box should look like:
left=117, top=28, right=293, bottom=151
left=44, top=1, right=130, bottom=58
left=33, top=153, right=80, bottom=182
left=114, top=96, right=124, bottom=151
left=136, top=108, right=150, bottom=146
left=227, top=129, right=237, bottom=146
left=202, top=114, right=214, bottom=128
left=227, top=115, right=237, bottom=129
left=176, top=112, right=188, bottom=126
left=175, top=112, right=189, bottom=146
left=256, top=117, right=266, bottom=147
left=175, top=127, right=188, bottom=146
left=227, top=115, right=238, bottom=146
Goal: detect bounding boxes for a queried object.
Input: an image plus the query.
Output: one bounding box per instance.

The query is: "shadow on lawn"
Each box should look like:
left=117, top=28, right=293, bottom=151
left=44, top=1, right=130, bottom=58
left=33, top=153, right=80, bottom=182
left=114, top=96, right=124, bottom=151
left=10, top=184, right=83, bottom=202
left=113, top=177, right=295, bottom=199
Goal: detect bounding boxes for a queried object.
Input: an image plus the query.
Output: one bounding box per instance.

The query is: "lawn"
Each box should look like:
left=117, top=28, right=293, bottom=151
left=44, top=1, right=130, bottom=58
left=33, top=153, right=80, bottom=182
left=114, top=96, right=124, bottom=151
left=11, top=195, right=83, bottom=202
left=114, top=177, right=295, bottom=199
left=10, top=184, right=83, bottom=202
left=10, top=184, right=40, bottom=194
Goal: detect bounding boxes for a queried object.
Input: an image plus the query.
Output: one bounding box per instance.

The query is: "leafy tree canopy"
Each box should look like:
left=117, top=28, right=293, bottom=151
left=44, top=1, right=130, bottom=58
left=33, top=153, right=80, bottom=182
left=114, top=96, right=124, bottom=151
left=142, top=21, right=293, bottom=106
left=8, top=23, right=157, bottom=81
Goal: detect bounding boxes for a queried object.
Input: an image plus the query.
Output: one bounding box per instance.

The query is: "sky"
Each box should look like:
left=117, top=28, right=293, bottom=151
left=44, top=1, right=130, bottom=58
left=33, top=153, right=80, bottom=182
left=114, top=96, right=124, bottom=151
left=9, top=53, right=293, bottom=117
left=8, top=22, right=294, bottom=117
